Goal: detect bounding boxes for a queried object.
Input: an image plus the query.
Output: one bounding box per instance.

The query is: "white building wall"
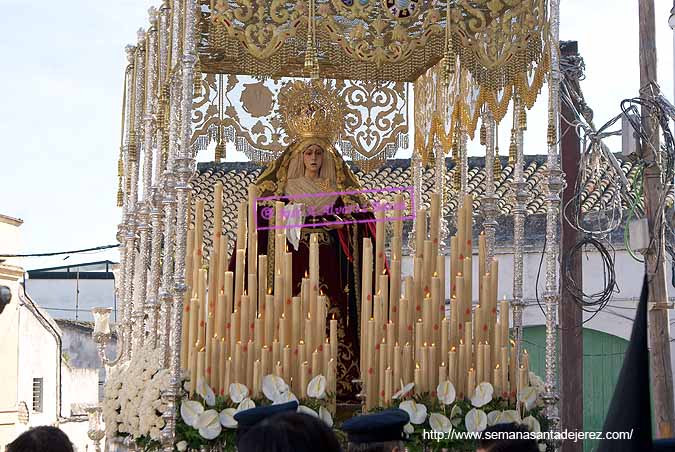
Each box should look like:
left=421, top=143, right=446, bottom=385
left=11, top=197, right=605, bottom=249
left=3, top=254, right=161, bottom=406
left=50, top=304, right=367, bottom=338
left=25, top=278, right=117, bottom=322
left=0, top=267, right=21, bottom=449
left=17, top=301, right=59, bottom=429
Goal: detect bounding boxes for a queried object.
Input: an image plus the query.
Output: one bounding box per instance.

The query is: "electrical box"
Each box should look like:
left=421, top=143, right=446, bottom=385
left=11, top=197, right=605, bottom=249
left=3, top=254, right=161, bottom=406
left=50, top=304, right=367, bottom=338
left=621, top=112, right=640, bottom=157
left=628, top=217, right=650, bottom=252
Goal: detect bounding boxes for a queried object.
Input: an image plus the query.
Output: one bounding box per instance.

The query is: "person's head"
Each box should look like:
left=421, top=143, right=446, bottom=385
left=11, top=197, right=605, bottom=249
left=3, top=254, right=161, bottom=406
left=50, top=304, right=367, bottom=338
left=234, top=400, right=299, bottom=446
left=343, top=409, right=409, bottom=452
left=303, top=143, right=324, bottom=175
left=237, top=411, right=342, bottom=452
left=476, top=422, right=539, bottom=452
left=6, top=426, right=74, bottom=452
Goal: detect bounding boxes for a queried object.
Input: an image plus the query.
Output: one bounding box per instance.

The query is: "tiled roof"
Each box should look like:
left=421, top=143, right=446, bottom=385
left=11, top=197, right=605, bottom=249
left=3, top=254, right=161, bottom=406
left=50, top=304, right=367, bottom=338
left=191, top=155, right=647, bottom=256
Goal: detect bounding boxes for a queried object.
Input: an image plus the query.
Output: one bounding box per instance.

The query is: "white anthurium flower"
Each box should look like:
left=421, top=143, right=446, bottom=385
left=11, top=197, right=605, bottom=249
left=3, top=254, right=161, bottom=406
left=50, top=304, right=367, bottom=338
left=297, top=405, right=319, bottom=418
left=219, top=408, right=238, bottom=428
left=236, top=398, right=256, bottom=413
left=307, top=375, right=327, bottom=399
left=262, top=375, right=289, bottom=402
left=522, top=415, right=541, bottom=433
left=229, top=383, right=249, bottom=404
left=487, top=410, right=502, bottom=426
left=436, top=381, right=456, bottom=405
left=196, top=409, right=222, bottom=440
left=518, top=386, right=539, bottom=411
left=403, top=423, right=414, bottom=434
left=176, top=440, right=188, bottom=451
left=471, top=382, right=494, bottom=408
left=319, top=406, right=334, bottom=428
left=450, top=404, right=463, bottom=427
left=196, top=377, right=216, bottom=407
left=273, top=391, right=298, bottom=405
left=399, top=400, right=427, bottom=425
left=429, top=413, right=452, bottom=433
left=392, top=382, right=415, bottom=400
left=465, top=408, right=488, bottom=432
left=180, top=400, right=204, bottom=428
left=501, top=410, right=521, bottom=424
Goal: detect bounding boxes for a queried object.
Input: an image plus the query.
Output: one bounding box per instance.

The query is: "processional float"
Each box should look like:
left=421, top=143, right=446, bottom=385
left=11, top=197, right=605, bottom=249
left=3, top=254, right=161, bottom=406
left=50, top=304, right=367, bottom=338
left=94, top=1, right=563, bottom=450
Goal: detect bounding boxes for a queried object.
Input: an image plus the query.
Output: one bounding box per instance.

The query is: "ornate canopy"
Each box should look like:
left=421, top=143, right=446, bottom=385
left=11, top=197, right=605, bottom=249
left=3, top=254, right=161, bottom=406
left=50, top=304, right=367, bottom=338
left=186, top=0, right=551, bottom=168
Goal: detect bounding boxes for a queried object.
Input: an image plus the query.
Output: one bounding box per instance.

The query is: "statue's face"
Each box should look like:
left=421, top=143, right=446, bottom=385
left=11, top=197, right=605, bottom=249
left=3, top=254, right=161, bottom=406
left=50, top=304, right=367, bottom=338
left=303, top=144, right=324, bottom=174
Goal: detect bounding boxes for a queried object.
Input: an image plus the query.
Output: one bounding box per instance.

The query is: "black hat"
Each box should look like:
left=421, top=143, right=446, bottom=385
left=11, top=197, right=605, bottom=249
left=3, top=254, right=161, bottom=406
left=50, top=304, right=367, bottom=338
left=342, top=409, right=410, bottom=444
left=233, top=400, right=299, bottom=429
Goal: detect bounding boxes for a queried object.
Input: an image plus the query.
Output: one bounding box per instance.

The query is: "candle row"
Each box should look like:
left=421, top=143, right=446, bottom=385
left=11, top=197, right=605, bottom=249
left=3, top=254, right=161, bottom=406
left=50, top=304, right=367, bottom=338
left=181, top=185, right=337, bottom=401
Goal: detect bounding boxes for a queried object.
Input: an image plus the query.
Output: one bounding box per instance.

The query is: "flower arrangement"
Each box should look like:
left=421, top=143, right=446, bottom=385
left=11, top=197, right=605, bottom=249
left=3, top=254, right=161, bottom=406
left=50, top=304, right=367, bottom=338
left=102, top=345, right=170, bottom=448
left=174, top=374, right=336, bottom=451
left=382, top=371, right=551, bottom=452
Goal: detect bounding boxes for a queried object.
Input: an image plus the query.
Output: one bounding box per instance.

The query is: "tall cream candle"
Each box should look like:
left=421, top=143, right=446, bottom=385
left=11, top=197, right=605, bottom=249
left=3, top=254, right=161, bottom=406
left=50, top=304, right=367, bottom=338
left=441, top=318, right=449, bottom=366
left=224, top=271, right=234, bottom=340
left=430, top=193, right=440, bottom=259
left=398, top=297, right=408, bottom=345
left=458, top=341, right=466, bottom=398
left=258, top=255, right=267, bottom=307
left=196, top=348, right=206, bottom=392
left=252, top=359, right=261, bottom=398
left=248, top=184, right=258, bottom=274
left=292, top=297, right=301, bottom=354
left=476, top=342, right=485, bottom=385
left=448, top=346, right=457, bottom=386
left=483, top=342, right=491, bottom=384
left=464, top=195, right=473, bottom=257
left=240, top=292, right=250, bottom=345
left=384, top=367, right=393, bottom=405
left=375, top=209, right=385, bottom=287
left=312, top=349, right=320, bottom=379
left=493, top=364, right=502, bottom=398
left=283, top=345, right=291, bottom=383
left=234, top=249, right=246, bottom=315
left=393, top=343, right=401, bottom=388
left=415, top=208, right=427, bottom=259
left=330, top=315, right=338, bottom=361
left=390, top=258, right=401, bottom=328
left=261, top=345, right=270, bottom=376
left=300, top=361, right=309, bottom=398
left=467, top=367, right=476, bottom=398
left=209, top=336, right=219, bottom=388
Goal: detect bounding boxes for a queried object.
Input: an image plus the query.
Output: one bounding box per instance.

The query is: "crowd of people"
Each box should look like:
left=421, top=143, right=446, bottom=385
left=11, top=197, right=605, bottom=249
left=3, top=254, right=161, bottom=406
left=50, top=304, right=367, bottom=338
left=5, top=406, right=539, bottom=452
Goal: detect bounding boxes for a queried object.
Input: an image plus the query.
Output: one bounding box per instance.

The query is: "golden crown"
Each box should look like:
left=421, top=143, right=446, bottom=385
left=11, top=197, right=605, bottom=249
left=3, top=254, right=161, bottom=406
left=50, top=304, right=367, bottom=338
left=277, top=80, right=347, bottom=143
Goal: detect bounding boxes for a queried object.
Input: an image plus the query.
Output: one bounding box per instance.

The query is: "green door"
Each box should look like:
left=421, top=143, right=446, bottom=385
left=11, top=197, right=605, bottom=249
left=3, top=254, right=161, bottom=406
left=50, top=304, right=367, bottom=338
left=522, top=326, right=628, bottom=452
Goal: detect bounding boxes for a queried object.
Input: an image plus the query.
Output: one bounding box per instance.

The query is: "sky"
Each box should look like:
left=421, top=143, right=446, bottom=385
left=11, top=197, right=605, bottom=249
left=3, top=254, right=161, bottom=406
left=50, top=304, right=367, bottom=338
left=0, top=0, right=674, bottom=271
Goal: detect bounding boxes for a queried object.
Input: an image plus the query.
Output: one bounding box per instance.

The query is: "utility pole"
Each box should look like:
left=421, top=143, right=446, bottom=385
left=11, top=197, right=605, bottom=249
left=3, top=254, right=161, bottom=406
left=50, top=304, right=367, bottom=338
left=638, top=0, right=675, bottom=438
left=560, top=41, right=584, bottom=452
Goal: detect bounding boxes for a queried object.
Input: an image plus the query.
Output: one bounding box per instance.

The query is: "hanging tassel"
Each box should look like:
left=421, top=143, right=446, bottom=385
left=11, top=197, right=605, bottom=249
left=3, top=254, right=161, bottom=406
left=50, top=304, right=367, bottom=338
left=494, top=146, right=502, bottom=175
left=304, top=0, right=319, bottom=79
left=479, top=122, right=487, bottom=146
left=117, top=178, right=124, bottom=207
left=194, top=60, right=203, bottom=97
left=494, top=123, right=502, bottom=175
left=215, top=139, right=225, bottom=161
left=128, top=130, right=138, bottom=162
left=441, top=0, right=455, bottom=85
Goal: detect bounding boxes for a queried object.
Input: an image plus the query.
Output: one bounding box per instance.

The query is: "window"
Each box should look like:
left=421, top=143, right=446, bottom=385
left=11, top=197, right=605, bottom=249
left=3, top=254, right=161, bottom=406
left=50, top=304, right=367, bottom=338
left=32, top=378, right=43, bottom=412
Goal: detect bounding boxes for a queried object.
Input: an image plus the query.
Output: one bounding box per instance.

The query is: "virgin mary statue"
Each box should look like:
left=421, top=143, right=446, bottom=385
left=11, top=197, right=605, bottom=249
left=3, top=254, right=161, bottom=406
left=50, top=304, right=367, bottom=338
left=251, top=80, right=377, bottom=400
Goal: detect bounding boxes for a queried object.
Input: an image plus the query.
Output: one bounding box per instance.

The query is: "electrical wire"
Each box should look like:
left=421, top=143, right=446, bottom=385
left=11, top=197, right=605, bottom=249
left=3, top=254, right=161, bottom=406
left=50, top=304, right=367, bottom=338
left=0, top=244, right=120, bottom=258
left=562, top=235, right=618, bottom=323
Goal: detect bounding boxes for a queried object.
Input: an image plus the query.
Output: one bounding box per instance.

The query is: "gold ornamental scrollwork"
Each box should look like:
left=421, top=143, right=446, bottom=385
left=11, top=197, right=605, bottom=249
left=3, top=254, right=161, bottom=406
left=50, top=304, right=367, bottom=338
left=191, top=74, right=409, bottom=167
